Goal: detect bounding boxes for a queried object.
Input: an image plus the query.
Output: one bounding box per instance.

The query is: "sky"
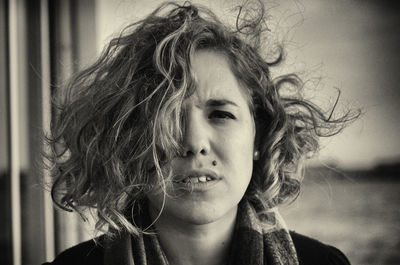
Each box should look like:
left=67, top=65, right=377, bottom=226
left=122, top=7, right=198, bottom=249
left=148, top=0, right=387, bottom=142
left=95, top=0, right=400, bottom=169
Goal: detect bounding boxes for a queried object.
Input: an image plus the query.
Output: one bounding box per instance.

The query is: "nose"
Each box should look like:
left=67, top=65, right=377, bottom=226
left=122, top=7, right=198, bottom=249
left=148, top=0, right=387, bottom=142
left=181, top=111, right=210, bottom=158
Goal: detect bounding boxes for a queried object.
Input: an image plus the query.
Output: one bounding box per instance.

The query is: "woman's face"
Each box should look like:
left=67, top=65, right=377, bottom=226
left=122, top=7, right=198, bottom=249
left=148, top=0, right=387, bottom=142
left=147, top=50, right=256, bottom=226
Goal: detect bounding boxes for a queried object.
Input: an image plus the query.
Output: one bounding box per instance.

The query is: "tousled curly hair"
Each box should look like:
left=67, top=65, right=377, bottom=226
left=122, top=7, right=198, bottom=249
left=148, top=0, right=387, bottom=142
left=46, top=1, right=358, bottom=236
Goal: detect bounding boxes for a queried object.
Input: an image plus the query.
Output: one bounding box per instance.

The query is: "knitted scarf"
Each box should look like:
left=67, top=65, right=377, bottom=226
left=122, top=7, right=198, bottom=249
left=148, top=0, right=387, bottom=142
left=103, top=198, right=299, bottom=265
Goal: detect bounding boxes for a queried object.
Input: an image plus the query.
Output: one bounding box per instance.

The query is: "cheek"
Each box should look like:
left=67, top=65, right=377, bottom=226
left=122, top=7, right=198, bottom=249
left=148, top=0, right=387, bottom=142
left=234, top=140, right=254, bottom=176
left=220, top=119, right=255, bottom=160
left=217, top=129, right=255, bottom=178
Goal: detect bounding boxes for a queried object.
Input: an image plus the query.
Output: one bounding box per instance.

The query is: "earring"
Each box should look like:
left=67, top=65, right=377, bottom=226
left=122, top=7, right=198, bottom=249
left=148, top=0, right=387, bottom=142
left=212, top=160, right=217, bottom=166
left=253, top=150, right=260, bottom=160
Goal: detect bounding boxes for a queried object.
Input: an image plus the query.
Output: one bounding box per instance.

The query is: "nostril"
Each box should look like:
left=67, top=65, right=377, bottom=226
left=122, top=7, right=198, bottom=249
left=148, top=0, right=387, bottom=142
left=181, top=149, right=194, bottom=158
left=180, top=148, right=207, bottom=157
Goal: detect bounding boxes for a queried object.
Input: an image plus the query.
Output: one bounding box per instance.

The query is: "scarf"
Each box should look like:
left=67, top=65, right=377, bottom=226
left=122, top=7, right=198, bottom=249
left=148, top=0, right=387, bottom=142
left=104, top=198, right=299, bottom=265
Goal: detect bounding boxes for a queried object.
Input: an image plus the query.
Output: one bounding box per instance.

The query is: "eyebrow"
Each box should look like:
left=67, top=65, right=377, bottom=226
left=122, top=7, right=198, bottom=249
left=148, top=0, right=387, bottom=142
left=205, top=99, right=239, bottom=108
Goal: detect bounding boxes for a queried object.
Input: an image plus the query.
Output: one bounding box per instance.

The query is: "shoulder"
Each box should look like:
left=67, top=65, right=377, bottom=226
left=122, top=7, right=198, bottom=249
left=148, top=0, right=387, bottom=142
left=42, top=237, right=104, bottom=265
left=290, top=231, right=351, bottom=265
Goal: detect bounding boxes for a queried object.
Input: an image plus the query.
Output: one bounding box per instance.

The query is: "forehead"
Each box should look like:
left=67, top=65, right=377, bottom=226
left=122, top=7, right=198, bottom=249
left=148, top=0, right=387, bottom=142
left=188, top=50, right=250, bottom=107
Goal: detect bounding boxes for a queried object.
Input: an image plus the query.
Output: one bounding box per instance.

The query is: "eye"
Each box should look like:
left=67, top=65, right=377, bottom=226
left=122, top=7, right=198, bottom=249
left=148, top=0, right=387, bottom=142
left=209, top=110, right=236, bottom=120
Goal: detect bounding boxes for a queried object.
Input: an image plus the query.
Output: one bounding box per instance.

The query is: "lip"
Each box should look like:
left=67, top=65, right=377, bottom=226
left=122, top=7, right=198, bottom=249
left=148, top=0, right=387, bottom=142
left=173, top=169, right=219, bottom=182
left=172, top=169, right=221, bottom=191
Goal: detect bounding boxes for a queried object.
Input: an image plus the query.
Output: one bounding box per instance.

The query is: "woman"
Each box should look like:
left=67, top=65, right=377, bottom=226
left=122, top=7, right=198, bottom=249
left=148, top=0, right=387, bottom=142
left=44, top=2, right=356, bottom=265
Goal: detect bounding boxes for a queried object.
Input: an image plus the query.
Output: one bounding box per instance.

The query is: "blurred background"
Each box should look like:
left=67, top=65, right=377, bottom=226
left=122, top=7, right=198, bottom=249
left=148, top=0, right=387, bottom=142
left=1, top=0, right=399, bottom=264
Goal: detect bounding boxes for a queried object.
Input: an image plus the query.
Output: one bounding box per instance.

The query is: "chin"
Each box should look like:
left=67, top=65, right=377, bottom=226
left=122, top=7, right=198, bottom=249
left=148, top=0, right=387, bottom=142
left=165, top=197, right=239, bottom=225
left=147, top=184, right=246, bottom=226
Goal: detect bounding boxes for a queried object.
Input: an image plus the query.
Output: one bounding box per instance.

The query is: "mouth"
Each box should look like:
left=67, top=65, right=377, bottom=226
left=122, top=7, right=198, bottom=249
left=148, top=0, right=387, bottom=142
left=173, top=169, right=218, bottom=184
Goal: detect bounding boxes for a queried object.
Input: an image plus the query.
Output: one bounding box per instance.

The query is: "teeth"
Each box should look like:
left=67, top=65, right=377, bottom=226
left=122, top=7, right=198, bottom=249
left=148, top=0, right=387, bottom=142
left=198, top=176, right=207, bottom=182
left=176, top=175, right=214, bottom=184
left=191, top=177, right=199, bottom=183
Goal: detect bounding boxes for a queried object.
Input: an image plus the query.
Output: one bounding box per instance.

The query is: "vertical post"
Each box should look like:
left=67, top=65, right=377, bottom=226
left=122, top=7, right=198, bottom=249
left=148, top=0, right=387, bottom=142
left=0, top=0, right=13, bottom=264
left=41, top=0, right=55, bottom=260
left=8, top=0, right=22, bottom=264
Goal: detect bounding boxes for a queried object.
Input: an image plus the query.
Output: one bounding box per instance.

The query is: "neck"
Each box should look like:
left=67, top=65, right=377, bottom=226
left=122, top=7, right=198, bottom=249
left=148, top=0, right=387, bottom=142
left=148, top=206, right=237, bottom=265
